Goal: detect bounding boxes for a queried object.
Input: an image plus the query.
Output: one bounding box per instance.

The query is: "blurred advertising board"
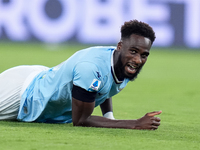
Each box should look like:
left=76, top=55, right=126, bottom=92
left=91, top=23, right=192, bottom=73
left=0, top=0, right=199, bottom=48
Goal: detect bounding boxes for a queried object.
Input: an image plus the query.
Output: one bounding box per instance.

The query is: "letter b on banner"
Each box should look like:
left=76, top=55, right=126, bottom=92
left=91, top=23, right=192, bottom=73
left=77, top=0, right=124, bottom=44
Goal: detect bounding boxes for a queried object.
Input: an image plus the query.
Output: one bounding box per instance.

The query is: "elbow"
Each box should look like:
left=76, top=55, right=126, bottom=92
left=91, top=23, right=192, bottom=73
left=72, top=118, right=80, bottom=126
left=73, top=121, right=81, bottom=127
left=72, top=115, right=93, bottom=127
left=72, top=118, right=87, bottom=127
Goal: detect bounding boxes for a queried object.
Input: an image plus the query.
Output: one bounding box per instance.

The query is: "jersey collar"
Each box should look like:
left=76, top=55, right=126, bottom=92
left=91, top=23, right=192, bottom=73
left=111, top=49, right=124, bottom=84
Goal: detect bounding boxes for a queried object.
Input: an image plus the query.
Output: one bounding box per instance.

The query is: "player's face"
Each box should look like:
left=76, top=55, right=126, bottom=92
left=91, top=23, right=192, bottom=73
left=116, top=34, right=151, bottom=81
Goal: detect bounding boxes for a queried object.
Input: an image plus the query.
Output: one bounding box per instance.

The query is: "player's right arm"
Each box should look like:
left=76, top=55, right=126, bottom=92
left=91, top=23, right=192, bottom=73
left=71, top=85, right=162, bottom=129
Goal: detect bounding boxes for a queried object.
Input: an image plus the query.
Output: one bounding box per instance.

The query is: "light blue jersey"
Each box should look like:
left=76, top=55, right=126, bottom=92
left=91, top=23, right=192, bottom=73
left=17, top=47, right=129, bottom=123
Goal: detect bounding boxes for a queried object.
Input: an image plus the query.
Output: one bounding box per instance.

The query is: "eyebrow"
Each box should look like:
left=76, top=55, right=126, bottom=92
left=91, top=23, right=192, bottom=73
left=130, top=46, right=139, bottom=49
left=130, top=47, right=150, bottom=55
left=130, top=47, right=149, bottom=52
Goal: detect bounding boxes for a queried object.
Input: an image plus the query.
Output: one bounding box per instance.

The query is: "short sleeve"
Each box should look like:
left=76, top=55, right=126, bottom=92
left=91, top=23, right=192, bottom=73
left=73, top=62, right=102, bottom=92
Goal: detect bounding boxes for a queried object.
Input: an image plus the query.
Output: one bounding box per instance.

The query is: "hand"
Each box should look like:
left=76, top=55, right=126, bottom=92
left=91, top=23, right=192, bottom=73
left=135, top=111, right=162, bottom=130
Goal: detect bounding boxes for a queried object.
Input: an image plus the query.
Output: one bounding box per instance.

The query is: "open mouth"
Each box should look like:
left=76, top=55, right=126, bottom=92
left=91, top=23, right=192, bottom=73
left=126, top=64, right=137, bottom=74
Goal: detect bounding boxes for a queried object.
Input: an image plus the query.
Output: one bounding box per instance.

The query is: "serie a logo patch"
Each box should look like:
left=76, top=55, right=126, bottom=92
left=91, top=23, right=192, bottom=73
left=88, top=79, right=101, bottom=92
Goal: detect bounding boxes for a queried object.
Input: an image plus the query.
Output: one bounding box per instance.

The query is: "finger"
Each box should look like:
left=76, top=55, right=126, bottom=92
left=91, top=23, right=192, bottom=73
left=151, top=125, right=159, bottom=130
left=152, top=121, right=160, bottom=126
left=151, top=117, right=161, bottom=122
left=147, top=110, right=162, bottom=117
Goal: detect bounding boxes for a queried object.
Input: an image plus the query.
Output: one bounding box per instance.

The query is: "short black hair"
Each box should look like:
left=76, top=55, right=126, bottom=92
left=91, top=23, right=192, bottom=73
left=121, top=20, right=156, bottom=44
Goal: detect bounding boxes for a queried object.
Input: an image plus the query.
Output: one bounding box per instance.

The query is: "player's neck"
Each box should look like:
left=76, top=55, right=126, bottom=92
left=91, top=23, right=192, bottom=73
left=113, top=51, right=124, bottom=82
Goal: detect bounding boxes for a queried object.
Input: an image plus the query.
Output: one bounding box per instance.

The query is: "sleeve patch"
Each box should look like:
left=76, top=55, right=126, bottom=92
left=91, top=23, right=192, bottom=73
left=88, top=79, right=101, bottom=92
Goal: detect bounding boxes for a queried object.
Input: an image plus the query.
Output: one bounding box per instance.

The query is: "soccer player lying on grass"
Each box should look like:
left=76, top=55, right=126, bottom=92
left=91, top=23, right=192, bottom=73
left=0, top=20, right=161, bottom=130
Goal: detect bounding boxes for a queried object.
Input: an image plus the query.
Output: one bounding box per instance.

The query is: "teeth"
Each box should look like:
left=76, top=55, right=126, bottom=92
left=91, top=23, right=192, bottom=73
left=129, top=64, right=136, bottom=69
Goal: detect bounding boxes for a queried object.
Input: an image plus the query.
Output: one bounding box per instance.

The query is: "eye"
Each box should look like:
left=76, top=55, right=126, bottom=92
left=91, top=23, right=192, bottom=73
left=141, top=53, right=149, bottom=59
left=130, top=50, right=136, bottom=54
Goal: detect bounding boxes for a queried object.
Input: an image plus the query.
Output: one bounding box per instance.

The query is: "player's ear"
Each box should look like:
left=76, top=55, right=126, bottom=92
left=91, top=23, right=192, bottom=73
left=117, top=41, right=122, bottom=51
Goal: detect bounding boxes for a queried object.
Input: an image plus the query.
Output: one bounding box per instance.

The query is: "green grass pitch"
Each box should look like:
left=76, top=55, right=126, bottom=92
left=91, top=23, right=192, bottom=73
left=0, top=43, right=200, bottom=150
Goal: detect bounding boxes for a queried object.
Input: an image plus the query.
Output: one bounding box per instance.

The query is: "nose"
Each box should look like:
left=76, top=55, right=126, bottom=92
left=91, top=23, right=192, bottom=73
left=133, top=54, right=142, bottom=65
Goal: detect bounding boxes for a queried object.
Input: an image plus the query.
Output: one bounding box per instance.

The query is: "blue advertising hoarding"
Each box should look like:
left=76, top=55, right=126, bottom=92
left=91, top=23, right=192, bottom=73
left=0, top=0, right=200, bottom=48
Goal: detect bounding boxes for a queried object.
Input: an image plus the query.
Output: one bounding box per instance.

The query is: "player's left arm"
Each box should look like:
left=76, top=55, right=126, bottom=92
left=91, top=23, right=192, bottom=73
left=100, top=97, right=115, bottom=119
